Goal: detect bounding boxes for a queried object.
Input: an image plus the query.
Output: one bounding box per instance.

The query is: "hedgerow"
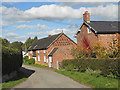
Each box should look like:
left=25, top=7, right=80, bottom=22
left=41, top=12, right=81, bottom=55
left=61, top=58, right=120, bottom=79
left=2, top=46, right=23, bottom=75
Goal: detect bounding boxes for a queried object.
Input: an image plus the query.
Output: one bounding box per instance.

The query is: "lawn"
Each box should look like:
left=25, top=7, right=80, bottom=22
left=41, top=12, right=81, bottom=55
left=55, top=69, right=119, bottom=89
left=1, top=70, right=27, bottom=89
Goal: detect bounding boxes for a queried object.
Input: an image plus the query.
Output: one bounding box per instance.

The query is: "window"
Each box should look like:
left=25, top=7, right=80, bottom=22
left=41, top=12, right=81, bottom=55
left=38, top=50, right=39, bottom=54
left=44, top=56, right=46, bottom=62
left=29, top=56, right=30, bottom=59
left=44, top=50, right=46, bottom=53
left=88, top=27, right=91, bottom=34
left=38, top=55, right=40, bottom=61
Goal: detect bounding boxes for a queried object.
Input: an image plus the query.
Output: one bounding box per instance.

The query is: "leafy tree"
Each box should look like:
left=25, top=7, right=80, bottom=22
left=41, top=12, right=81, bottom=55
left=1, top=38, right=10, bottom=47
left=10, top=41, right=23, bottom=50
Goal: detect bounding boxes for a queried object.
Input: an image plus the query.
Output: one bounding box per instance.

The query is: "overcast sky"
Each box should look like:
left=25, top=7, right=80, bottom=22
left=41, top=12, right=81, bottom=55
left=1, top=0, right=119, bottom=43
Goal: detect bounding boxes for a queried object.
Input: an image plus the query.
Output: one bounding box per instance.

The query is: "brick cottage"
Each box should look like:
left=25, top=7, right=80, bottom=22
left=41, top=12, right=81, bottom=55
left=28, top=32, right=77, bottom=69
left=75, top=11, right=120, bottom=50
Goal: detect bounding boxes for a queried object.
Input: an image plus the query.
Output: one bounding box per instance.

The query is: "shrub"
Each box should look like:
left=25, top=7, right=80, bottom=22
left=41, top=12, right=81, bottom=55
left=2, top=46, right=23, bottom=75
left=62, top=58, right=120, bottom=79
left=29, top=58, right=35, bottom=64
left=23, top=56, right=29, bottom=63
left=85, top=68, right=101, bottom=77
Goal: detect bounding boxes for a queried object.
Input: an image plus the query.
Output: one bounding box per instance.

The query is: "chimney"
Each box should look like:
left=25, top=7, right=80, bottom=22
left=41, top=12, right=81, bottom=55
left=48, top=35, right=51, bottom=37
left=83, top=11, right=90, bottom=23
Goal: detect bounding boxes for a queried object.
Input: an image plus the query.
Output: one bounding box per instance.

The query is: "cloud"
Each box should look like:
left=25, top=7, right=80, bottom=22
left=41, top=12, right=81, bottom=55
left=2, top=3, right=118, bottom=25
left=15, top=24, right=49, bottom=30
left=3, top=33, right=28, bottom=42
left=26, top=32, right=45, bottom=37
left=26, top=28, right=76, bottom=37
left=46, top=28, right=76, bottom=35
left=67, top=24, right=78, bottom=28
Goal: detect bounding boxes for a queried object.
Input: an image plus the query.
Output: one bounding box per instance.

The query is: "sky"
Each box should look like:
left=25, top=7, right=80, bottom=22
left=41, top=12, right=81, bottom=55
left=1, top=0, right=119, bottom=43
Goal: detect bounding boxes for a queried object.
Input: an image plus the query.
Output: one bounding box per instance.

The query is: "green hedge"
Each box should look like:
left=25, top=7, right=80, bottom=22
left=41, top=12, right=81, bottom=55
left=28, top=58, right=35, bottom=64
left=62, top=58, right=120, bottom=78
left=2, top=46, right=23, bottom=75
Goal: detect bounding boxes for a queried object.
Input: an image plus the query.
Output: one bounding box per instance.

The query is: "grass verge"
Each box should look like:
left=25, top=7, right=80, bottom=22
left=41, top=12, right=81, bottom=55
left=1, top=70, right=27, bottom=89
left=55, top=69, right=119, bottom=89
left=24, top=62, right=48, bottom=68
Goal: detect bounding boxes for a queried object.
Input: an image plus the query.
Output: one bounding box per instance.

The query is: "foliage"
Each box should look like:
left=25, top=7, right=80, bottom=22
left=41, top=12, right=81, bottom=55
left=0, top=38, right=10, bottom=47
left=22, top=36, right=38, bottom=52
left=56, top=70, right=118, bottom=88
left=23, top=56, right=29, bottom=63
left=9, top=41, right=23, bottom=50
left=85, top=68, right=101, bottom=77
left=61, top=58, right=120, bottom=79
left=2, top=46, right=23, bottom=75
left=24, top=62, right=48, bottom=68
left=28, top=58, right=35, bottom=64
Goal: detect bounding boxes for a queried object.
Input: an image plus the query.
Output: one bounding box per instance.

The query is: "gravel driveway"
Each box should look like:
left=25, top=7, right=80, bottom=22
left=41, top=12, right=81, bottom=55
left=14, top=65, right=91, bottom=88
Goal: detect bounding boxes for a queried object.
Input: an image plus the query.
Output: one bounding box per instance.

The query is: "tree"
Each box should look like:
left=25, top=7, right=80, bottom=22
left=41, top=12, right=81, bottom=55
left=1, top=38, right=10, bottom=47
left=10, top=41, right=23, bottom=50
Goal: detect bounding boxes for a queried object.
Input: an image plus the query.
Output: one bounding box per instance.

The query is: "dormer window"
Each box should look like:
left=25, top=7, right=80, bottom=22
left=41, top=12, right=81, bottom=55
left=88, top=27, right=91, bottom=34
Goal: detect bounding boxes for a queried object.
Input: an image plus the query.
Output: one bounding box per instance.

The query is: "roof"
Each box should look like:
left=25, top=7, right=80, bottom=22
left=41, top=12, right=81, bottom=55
left=28, top=32, right=76, bottom=51
left=48, top=48, right=58, bottom=56
left=48, top=46, right=73, bottom=56
left=76, top=21, right=120, bottom=35
left=28, top=33, right=61, bottom=51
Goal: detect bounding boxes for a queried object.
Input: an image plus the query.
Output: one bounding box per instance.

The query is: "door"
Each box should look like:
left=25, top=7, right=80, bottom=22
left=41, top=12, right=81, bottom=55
left=49, top=56, right=52, bottom=67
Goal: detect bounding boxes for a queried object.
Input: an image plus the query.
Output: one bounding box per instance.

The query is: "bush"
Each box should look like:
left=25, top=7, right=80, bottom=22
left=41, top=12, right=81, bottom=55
left=29, top=58, right=35, bottom=64
left=85, top=68, right=101, bottom=77
left=62, top=58, right=120, bottom=79
left=2, top=46, right=23, bottom=75
left=23, top=56, right=29, bottom=63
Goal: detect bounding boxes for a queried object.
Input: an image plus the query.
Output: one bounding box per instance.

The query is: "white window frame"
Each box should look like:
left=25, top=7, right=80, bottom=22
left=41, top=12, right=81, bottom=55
left=30, top=51, right=32, bottom=54
left=38, top=55, right=40, bottom=61
left=44, top=50, right=46, bottom=53
left=44, top=56, right=46, bottom=62
left=29, top=56, right=30, bottom=59
left=38, top=50, right=39, bottom=54
left=88, top=27, right=91, bottom=34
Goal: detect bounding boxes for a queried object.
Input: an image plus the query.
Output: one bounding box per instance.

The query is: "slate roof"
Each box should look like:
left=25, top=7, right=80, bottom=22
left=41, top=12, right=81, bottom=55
left=48, top=48, right=58, bottom=56
left=87, top=21, right=119, bottom=34
left=28, top=33, right=61, bottom=51
left=76, top=21, right=120, bottom=35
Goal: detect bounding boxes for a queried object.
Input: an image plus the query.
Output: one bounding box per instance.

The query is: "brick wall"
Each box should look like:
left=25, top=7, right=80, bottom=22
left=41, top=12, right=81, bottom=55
left=77, top=24, right=119, bottom=49
left=52, top=46, right=74, bottom=69
left=29, top=33, right=76, bottom=66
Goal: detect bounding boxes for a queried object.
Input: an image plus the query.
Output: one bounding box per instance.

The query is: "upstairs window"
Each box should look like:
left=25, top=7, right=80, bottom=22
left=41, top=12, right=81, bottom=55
left=30, top=51, right=32, bottom=54
left=44, top=50, right=46, bottom=53
left=44, top=56, right=46, bottom=62
left=88, top=27, right=91, bottom=34
left=38, top=50, right=39, bottom=54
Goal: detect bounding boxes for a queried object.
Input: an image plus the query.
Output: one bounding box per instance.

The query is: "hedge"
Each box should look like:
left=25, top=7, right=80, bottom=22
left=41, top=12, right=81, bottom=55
left=28, top=58, right=35, bottom=64
left=2, top=46, right=23, bottom=75
left=61, top=58, right=120, bottom=78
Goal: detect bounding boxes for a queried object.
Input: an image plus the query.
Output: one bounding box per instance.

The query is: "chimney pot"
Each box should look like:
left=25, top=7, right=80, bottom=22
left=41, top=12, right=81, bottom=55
left=83, top=11, right=90, bottom=23
left=49, top=35, right=51, bottom=37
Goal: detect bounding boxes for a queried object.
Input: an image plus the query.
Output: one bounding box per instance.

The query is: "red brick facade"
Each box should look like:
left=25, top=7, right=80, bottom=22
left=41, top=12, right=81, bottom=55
left=77, top=11, right=119, bottom=50
left=28, top=33, right=76, bottom=69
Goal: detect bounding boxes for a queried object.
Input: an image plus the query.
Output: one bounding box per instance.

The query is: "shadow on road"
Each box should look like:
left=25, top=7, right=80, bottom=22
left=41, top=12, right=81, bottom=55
left=3, top=67, right=35, bottom=83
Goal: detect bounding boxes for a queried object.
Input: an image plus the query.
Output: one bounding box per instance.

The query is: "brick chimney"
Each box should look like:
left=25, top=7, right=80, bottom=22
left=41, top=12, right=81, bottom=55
left=83, top=11, right=90, bottom=23
left=48, top=35, right=51, bottom=37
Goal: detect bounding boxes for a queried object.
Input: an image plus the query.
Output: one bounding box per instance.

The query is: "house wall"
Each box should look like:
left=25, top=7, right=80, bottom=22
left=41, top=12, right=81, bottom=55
left=52, top=46, right=74, bottom=69
left=77, top=24, right=98, bottom=50
left=29, top=33, right=76, bottom=66
left=77, top=24, right=119, bottom=49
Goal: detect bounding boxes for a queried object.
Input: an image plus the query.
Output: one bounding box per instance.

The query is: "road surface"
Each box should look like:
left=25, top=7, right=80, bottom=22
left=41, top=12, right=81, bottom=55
left=14, top=65, right=91, bottom=88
